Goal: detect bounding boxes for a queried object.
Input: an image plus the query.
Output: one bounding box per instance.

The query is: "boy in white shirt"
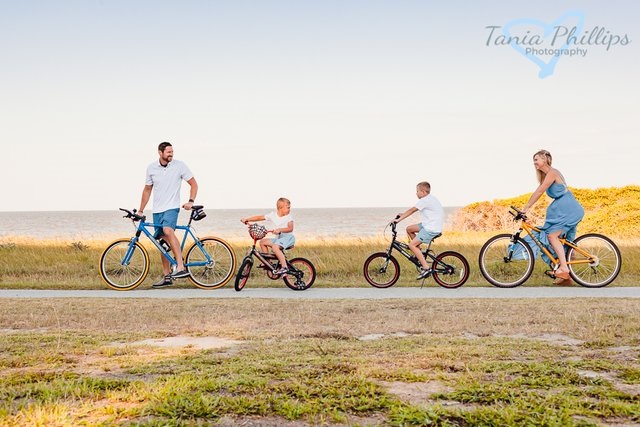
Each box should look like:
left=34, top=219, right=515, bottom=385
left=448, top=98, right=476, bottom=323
left=240, top=197, right=295, bottom=275
left=393, top=181, right=444, bottom=280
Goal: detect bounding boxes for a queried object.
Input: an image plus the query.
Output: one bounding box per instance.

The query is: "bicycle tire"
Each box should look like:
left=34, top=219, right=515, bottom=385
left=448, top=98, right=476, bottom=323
left=363, top=253, right=400, bottom=288
left=283, top=257, right=316, bottom=291
left=185, top=237, right=236, bottom=289
left=479, top=234, right=534, bottom=288
left=99, top=239, right=150, bottom=290
left=234, top=258, right=253, bottom=292
left=432, top=251, right=469, bottom=289
left=568, top=233, right=622, bottom=288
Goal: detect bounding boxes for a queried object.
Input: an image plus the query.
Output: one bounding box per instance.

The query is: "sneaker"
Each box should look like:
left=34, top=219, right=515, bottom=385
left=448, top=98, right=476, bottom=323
left=170, top=269, right=191, bottom=279
left=152, top=275, right=174, bottom=288
left=274, top=267, right=289, bottom=276
left=416, top=268, right=431, bottom=280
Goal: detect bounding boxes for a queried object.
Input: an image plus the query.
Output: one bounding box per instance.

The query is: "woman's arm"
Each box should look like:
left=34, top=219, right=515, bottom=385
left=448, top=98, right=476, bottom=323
left=522, top=170, right=558, bottom=213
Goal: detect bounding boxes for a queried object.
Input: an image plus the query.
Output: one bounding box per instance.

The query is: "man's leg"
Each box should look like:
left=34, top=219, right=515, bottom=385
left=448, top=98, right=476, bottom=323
left=163, top=226, right=185, bottom=271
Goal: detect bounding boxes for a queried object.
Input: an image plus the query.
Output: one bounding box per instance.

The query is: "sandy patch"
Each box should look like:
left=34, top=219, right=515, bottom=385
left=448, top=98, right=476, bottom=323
left=578, top=370, right=640, bottom=396
left=358, top=332, right=411, bottom=341
left=127, top=336, right=243, bottom=349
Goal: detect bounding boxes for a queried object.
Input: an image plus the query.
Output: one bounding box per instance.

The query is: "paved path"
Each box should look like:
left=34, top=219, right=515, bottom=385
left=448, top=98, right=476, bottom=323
left=1, top=287, right=640, bottom=299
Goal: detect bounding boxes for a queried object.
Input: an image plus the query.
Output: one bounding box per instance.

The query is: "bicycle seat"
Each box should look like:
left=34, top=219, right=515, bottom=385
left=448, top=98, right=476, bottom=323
left=431, top=233, right=442, bottom=242
left=281, top=245, right=295, bottom=251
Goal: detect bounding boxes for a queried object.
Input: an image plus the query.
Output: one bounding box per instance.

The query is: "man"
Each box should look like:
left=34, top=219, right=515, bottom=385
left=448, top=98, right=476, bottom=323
left=139, top=142, right=198, bottom=288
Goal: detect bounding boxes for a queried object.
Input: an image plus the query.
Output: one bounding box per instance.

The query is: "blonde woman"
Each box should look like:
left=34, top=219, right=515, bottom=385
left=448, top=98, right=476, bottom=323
left=522, top=150, right=584, bottom=285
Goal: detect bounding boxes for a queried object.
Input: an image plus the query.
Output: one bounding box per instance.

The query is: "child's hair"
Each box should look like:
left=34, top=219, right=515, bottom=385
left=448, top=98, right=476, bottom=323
left=277, top=197, right=291, bottom=208
left=416, top=181, right=431, bottom=193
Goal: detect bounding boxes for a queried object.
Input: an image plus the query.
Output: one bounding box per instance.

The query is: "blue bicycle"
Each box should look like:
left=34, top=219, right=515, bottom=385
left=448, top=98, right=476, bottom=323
left=99, top=206, right=236, bottom=290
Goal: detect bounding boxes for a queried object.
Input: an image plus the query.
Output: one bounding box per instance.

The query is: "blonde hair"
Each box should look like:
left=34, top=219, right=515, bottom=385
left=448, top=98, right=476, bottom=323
left=416, top=181, right=431, bottom=193
left=533, top=149, right=552, bottom=184
left=276, top=197, right=291, bottom=208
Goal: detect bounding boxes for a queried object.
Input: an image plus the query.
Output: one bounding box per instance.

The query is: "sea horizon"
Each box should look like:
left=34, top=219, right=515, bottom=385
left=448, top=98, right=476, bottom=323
left=0, top=207, right=460, bottom=241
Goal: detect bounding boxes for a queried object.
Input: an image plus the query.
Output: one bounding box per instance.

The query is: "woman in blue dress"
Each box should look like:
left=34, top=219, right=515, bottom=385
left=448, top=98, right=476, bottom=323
left=522, top=149, right=584, bottom=285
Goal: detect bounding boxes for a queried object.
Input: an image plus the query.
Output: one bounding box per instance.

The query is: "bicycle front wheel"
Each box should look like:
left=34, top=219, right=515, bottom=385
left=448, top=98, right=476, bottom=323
left=479, top=234, right=534, bottom=288
left=234, top=258, right=253, bottom=292
left=568, top=233, right=622, bottom=288
left=363, top=253, right=400, bottom=288
left=186, top=237, right=236, bottom=289
left=99, top=239, right=150, bottom=290
left=432, top=251, right=469, bottom=289
left=283, top=257, right=316, bottom=290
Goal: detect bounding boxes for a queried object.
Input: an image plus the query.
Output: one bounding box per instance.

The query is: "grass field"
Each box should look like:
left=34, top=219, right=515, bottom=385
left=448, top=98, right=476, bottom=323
left=1, top=298, right=639, bottom=426
left=0, top=233, right=638, bottom=289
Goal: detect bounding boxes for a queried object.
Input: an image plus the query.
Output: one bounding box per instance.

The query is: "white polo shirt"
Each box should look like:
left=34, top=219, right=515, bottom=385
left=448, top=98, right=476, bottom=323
left=145, top=159, right=193, bottom=213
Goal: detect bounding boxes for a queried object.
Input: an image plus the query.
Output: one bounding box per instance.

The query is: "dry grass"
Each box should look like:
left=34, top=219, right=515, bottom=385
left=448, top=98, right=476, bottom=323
left=1, top=298, right=639, bottom=343
left=2, top=298, right=639, bottom=426
left=1, top=232, right=639, bottom=289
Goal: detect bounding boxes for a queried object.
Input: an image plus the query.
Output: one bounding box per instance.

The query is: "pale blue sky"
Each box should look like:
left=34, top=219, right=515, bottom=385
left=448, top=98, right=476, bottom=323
left=1, top=1, right=638, bottom=211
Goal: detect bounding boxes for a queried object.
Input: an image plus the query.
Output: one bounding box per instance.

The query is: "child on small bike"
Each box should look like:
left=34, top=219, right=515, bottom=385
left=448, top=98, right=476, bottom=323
left=392, top=181, right=444, bottom=280
left=240, top=197, right=295, bottom=275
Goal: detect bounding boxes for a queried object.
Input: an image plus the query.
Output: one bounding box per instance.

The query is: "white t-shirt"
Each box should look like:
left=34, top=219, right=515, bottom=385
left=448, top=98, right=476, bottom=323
left=414, top=194, right=444, bottom=232
left=145, top=159, right=193, bottom=213
left=264, top=211, right=294, bottom=232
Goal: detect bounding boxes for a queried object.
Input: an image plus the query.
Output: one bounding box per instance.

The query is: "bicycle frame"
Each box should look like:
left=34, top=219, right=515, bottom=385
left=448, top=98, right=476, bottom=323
left=121, top=214, right=213, bottom=269
left=385, top=222, right=439, bottom=267
left=510, top=208, right=595, bottom=268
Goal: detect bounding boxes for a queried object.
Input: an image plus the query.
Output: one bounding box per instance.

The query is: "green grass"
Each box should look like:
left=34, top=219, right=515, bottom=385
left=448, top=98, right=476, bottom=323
left=1, top=331, right=639, bottom=426
left=0, top=235, right=638, bottom=289
left=1, top=298, right=640, bottom=425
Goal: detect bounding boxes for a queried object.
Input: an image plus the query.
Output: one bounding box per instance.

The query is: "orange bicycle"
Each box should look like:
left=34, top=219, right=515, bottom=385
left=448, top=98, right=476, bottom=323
left=478, top=206, right=622, bottom=288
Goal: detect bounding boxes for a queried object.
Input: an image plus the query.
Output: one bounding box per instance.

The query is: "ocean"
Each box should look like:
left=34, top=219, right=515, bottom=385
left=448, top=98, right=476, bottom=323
left=0, top=207, right=459, bottom=241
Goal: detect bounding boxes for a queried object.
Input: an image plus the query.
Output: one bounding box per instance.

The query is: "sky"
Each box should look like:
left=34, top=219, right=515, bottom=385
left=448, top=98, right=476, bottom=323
left=1, top=0, right=638, bottom=211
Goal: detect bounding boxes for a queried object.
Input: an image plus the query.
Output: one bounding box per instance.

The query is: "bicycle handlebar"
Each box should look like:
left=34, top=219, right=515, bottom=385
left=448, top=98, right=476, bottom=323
left=509, top=205, right=527, bottom=222
left=119, top=208, right=145, bottom=222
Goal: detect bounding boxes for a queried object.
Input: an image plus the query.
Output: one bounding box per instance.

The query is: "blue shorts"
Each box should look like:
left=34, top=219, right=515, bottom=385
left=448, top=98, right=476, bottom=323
left=417, top=225, right=441, bottom=244
left=153, top=208, right=180, bottom=238
left=272, top=233, right=295, bottom=250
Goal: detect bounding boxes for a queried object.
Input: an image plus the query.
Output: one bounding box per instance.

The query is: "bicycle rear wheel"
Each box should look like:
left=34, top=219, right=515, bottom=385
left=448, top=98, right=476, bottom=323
left=363, top=253, right=400, bottom=288
left=432, top=251, right=469, bottom=289
left=186, top=237, right=236, bottom=289
left=99, top=239, right=150, bottom=290
left=568, top=233, right=622, bottom=288
left=283, top=257, right=316, bottom=290
left=234, top=258, right=253, bottom=292
left=479, top=234, right=534, bottom=288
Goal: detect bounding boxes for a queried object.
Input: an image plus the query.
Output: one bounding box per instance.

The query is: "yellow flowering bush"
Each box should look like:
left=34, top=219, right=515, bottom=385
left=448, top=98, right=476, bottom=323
left=448, top=185, right=640, bottom=238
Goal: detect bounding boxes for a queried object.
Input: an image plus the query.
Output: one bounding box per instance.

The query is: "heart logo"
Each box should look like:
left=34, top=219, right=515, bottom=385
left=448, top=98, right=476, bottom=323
left=503, top=11, right=585, bottom=78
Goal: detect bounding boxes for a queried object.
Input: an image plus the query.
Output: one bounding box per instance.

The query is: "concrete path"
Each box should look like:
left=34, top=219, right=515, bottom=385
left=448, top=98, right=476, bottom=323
left=1, top=287, right=640, bottom=299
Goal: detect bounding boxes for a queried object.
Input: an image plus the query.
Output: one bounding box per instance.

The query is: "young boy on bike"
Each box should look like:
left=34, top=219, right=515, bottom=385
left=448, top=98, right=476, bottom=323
left=393, top=181, right=444, bottom=280
left=240, top=197, right=295, bottom=275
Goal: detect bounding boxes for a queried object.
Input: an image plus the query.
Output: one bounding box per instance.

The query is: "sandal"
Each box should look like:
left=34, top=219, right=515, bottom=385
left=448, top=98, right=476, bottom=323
left=553, top=270, right=572, bottom=286
left=553, top=277, right=573, bottom=286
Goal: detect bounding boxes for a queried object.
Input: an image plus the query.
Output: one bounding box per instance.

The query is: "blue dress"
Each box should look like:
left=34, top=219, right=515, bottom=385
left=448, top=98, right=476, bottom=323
left=513, top=182, right=584, bottom=266
left=540, top=182, right=584, bottom=243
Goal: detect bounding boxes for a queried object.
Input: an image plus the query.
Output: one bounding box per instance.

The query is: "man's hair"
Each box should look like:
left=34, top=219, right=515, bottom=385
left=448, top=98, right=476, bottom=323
left=417, top=181, right=431, bottom=193
left=277, top=197, right=291, bottom=208
left=158, top=142, right=172, bottom=152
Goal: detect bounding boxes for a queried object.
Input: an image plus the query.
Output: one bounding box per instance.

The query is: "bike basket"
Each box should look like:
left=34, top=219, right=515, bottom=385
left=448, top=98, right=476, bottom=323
left=248, top=224, right=268, bottom=240
left=191, top=207, right=207, bottom=221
